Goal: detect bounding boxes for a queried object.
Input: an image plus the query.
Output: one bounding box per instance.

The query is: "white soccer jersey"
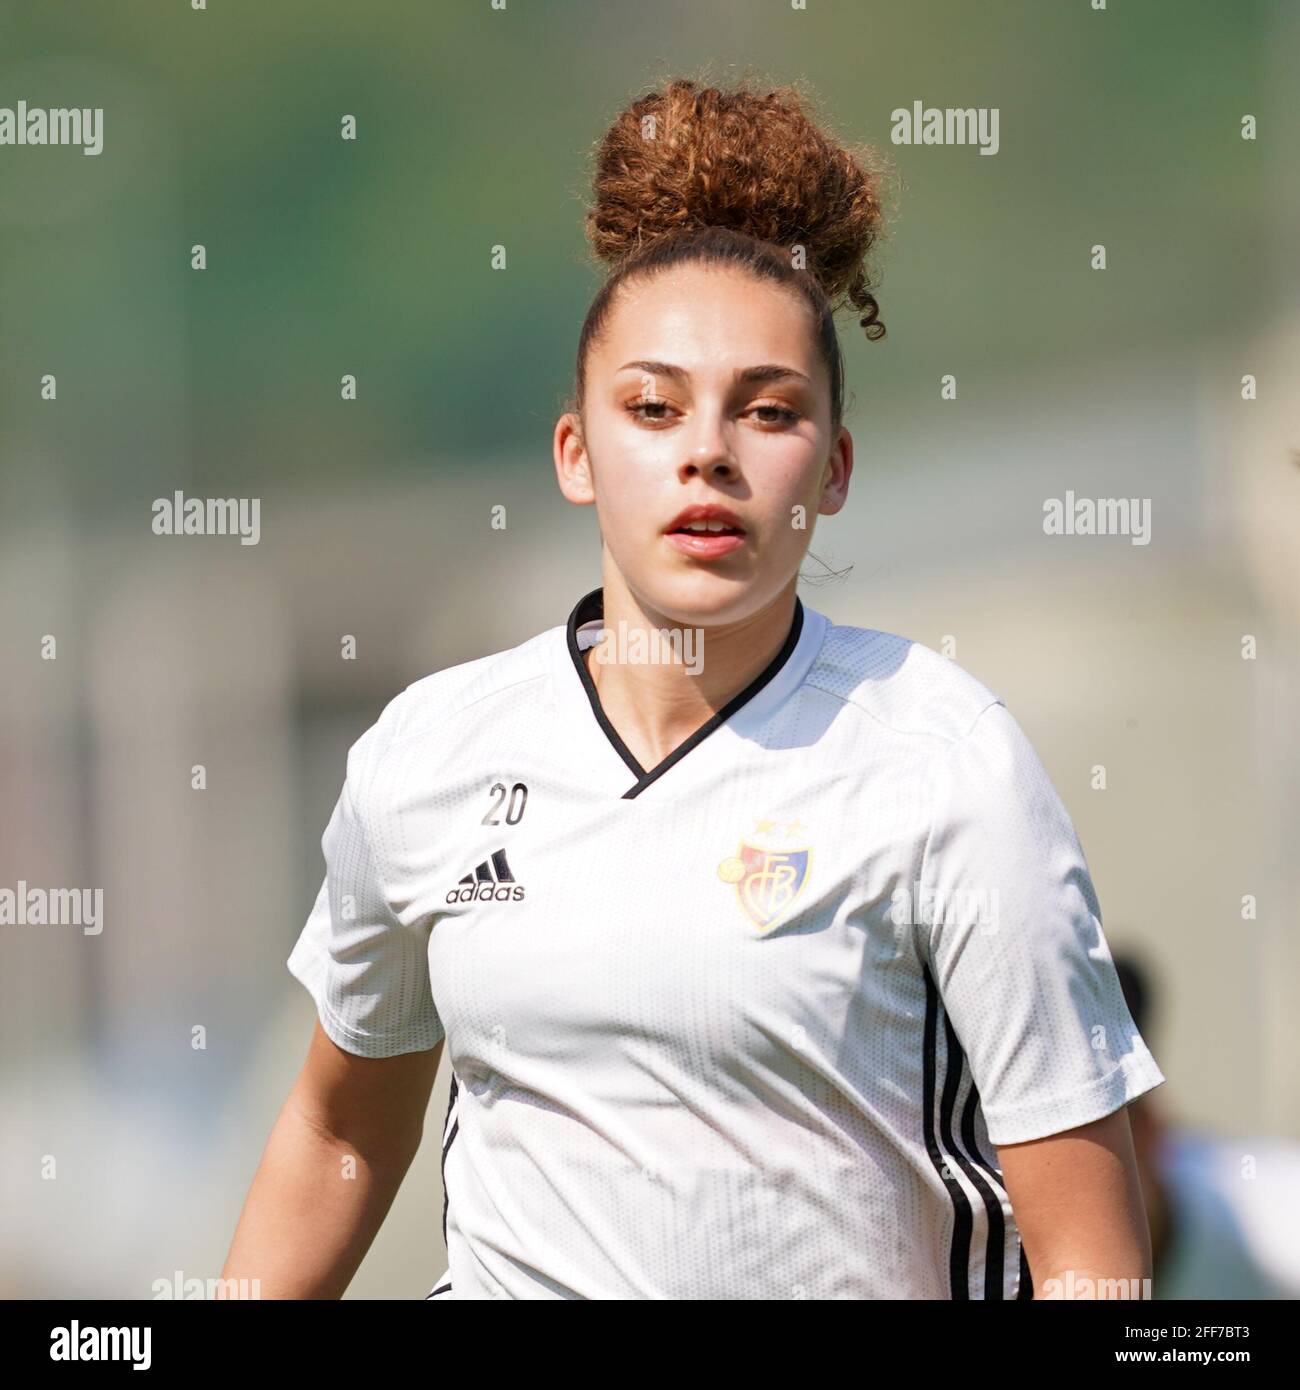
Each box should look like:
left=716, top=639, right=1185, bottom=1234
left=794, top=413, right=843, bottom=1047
left=287, top=585, right=1165, bottom=1300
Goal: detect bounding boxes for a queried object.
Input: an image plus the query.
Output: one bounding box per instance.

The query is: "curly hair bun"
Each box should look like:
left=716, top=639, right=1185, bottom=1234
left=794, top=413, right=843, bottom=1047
left=585, top=76, right=889, bottom=337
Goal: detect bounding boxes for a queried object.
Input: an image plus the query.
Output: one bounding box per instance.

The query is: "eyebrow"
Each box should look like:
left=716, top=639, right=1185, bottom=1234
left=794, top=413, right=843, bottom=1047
left=616, top=360, right=811, bottom=387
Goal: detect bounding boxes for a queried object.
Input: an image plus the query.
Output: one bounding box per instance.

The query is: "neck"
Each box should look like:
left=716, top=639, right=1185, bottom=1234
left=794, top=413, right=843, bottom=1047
left=585, top=567, right=800, bottom=772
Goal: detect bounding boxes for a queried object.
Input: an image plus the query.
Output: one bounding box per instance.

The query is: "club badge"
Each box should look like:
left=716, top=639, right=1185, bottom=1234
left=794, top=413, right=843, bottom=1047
left=718, top=821, right=811, bottom=932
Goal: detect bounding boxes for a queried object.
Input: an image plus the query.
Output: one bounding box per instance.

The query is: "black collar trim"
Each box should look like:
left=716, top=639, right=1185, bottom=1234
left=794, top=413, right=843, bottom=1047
left=565, top=586, right=805, bottom=800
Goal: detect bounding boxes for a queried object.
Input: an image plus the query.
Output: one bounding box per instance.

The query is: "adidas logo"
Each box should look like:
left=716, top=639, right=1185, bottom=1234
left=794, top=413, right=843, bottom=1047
left=446, top=848, right=526, bottom=904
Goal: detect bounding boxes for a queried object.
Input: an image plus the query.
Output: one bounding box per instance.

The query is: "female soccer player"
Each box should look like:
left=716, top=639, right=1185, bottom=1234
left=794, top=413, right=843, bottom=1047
left=223, top=77, right=1164, bottom=1300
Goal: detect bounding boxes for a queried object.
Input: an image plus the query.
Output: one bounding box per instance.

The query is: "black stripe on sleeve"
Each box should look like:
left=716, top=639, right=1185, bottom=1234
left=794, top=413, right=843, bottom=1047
left=441, top=1072, right=459, bottom=1248
left=922, top=964, right=974, bottom=1299
left=942, top=1016, right=1007, bottom=1299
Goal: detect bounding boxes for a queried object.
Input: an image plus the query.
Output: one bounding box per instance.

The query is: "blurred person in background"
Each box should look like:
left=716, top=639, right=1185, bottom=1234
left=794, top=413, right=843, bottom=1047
left=1112, top=951, right=1300, bottom=1300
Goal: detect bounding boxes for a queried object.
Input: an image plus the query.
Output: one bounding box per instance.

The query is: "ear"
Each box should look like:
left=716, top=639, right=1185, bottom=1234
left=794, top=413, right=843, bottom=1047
left=817, top=426, right=853, bottom=518
left=554, top=411, right=596, bottom=506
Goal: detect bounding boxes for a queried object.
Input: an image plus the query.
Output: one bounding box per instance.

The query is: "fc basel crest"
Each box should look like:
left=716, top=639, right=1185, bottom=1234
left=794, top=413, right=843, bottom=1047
left=717, top=839, right=812, bottom=932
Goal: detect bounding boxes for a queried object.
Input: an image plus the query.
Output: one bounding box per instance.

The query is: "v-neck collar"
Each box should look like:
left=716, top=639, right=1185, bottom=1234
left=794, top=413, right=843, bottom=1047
left=561, top=585, right=812, bottom=800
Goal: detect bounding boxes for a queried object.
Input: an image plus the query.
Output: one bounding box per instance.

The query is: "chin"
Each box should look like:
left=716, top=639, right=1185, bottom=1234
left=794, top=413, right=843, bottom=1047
left=636, top=568, right=780, bottom=627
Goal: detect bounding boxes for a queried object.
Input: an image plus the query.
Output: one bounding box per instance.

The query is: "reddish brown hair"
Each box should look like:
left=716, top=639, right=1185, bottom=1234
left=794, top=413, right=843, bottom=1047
left=572, top=75, right=891, bottom=434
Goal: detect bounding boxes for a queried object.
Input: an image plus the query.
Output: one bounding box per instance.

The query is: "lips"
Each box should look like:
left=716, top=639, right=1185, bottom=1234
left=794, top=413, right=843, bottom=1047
left=663, top=503, right=748, bottom=560
left=664, top=503, right=747, bottom=537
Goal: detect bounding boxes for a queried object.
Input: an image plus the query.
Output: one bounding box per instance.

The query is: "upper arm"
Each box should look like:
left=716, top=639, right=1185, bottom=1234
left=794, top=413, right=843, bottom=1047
left=919, top=701, right=1165, bottom=1147
left=997, top=1107, right=1152, bottom=1295
left=291, top=1019, right=444, bottom=1159
left=282, top=701, right=451, bottom=1160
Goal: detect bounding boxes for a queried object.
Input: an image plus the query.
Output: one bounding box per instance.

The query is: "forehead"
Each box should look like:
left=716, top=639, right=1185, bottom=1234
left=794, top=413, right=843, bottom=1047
left=594, top=262, right=822, bottom=378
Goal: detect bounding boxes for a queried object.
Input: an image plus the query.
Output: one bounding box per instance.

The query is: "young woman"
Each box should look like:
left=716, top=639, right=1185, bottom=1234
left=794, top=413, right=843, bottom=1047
left=223, top=77, right=1164, bottom=1300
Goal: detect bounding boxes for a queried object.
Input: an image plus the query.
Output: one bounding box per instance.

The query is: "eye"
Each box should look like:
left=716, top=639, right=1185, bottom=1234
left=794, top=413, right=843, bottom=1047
left=749, top=402, right=801, bottom=426
left=625, top=397, right=678, bottom=424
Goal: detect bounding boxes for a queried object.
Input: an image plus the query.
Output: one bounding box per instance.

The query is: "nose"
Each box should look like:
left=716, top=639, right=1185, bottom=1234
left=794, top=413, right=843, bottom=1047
left=677, top=412, right=737, bottom=483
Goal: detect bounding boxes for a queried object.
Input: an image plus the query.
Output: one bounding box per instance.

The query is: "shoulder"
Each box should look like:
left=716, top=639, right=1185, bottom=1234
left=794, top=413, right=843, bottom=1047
left=343, top=624, right=558, bottom=804
left=804, top=616, right=1003, bottom=747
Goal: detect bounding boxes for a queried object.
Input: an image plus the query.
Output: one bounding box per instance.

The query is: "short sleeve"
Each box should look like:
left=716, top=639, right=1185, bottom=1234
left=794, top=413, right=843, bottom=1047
left=287, top=730, right=444, bottom=1058
left=919, top=700, right=1164, bottom=1146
